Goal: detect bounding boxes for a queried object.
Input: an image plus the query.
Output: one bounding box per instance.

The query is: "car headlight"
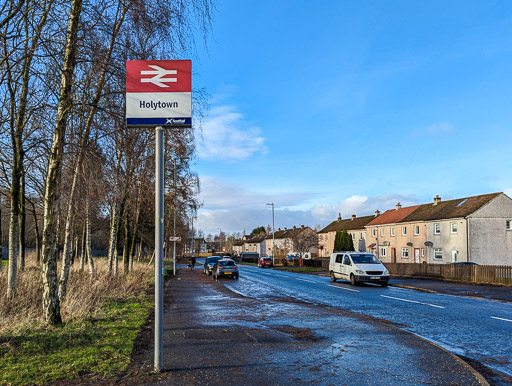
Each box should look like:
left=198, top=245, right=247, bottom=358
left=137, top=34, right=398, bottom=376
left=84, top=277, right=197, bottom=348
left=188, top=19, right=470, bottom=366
left=355, top=270, right=365, bottom=275
left=383, top=269, right=389, bottom=276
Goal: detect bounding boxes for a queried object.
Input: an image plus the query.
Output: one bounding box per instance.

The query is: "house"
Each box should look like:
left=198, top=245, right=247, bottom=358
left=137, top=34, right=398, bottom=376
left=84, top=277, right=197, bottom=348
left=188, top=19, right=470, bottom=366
left=399, top=193, right=512, bottom=265
left=365, top=203, right=422, bottom=263
left=265, top=225, right=319, bottom=258
left=317, top=213, right=378, bottom=257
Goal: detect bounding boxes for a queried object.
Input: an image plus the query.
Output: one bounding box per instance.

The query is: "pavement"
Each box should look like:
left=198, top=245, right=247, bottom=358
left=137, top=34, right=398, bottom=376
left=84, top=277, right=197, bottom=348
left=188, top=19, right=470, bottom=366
left=127, top=266, right=490, bottom=385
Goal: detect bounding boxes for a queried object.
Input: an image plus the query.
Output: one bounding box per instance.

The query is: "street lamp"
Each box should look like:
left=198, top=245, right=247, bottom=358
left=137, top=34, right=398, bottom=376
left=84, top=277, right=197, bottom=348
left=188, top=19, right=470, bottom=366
left=266, top=203, right=275, bottom=265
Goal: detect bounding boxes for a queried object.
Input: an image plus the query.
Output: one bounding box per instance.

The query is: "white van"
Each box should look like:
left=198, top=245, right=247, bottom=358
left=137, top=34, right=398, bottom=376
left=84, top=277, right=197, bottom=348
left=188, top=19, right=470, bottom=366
left=329, top=251, right=390, bottom=286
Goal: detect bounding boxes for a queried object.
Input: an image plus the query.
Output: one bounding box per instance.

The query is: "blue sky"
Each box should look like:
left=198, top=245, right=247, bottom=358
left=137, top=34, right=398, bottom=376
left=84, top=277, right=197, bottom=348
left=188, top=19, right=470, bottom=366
left=192, top=0, right=512, bottom=236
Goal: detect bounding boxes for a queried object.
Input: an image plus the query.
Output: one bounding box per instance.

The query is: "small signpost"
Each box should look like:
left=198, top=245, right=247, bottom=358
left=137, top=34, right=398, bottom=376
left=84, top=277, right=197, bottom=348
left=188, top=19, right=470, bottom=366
left=126, top=60, right=191, bottom=372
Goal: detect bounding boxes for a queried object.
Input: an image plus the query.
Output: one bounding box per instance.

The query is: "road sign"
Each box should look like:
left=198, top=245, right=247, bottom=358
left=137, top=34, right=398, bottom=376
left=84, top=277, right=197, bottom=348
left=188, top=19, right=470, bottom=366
left=126, top=60, right=191, bottom=127
left=169, top=236, right=181, bottom=242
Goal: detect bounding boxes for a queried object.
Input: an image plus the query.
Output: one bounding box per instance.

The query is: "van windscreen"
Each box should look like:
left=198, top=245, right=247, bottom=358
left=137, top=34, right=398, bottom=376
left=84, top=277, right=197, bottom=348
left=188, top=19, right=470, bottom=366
left=351, top=254, right=380, bottom=264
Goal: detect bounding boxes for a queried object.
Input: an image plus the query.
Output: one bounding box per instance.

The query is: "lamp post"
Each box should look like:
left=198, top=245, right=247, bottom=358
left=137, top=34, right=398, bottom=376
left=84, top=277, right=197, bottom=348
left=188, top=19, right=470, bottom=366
left=266, top=203, right=275, bottom=265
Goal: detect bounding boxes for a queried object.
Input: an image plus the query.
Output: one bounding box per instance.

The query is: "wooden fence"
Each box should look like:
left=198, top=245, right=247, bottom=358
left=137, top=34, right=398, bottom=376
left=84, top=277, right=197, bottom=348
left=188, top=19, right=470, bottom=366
left=385, top=263, right=512, bottom=285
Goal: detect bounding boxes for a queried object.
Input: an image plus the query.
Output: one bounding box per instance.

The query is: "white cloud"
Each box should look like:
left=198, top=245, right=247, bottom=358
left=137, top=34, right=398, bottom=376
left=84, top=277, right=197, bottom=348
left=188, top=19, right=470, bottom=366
left=197, top=105, right=266, bottom=161
left=195, top=177, right=421, bottom=235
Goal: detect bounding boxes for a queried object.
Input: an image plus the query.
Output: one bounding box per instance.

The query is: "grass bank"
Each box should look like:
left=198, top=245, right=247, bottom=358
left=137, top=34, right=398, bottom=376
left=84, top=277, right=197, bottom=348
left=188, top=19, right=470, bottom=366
left=0, top=256, right=154, bottom=385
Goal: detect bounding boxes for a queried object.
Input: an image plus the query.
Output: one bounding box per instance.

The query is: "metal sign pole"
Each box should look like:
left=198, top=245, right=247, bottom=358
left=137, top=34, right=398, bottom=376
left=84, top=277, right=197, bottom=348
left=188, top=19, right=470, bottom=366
left=154, top=126, right=164, bottom=372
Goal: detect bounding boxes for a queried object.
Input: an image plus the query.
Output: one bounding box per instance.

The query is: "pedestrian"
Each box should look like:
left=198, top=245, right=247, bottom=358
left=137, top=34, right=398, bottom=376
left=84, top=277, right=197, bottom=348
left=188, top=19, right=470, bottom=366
left=191, top=256, right=196, bottom=270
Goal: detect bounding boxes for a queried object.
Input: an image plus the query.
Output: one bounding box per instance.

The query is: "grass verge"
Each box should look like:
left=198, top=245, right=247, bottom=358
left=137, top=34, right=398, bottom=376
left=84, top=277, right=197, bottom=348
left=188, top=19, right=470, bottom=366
left=0, top=294, right=152, bottom=385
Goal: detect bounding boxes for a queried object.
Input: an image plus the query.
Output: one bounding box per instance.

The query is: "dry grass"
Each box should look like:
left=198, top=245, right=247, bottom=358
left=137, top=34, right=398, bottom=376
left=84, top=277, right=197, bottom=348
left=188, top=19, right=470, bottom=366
left=0, top=252, right=153, bottom=335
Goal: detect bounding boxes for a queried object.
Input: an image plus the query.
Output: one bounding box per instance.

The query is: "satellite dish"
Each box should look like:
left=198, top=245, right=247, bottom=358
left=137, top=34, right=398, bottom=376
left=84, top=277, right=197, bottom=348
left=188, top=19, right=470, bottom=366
left=424, top=241, right=433, bottom=247
left=407, top=242, right=413, bottom=247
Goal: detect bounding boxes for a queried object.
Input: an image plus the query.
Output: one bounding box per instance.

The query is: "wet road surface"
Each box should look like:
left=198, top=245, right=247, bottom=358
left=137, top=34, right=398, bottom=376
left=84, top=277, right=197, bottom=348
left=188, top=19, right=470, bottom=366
left=154, top=265, right=489, bottom=385
left=219, top=264, right=512, bottom=383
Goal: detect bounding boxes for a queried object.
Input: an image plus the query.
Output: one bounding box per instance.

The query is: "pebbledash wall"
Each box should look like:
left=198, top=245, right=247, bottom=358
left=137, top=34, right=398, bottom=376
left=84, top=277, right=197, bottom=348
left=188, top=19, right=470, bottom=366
left=467, top=194, right=512, bottom=266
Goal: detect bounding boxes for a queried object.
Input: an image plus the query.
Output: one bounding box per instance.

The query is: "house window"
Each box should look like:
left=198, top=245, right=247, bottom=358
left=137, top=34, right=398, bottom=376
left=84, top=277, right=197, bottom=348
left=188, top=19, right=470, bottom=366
left=372, top=229, right=377, bottom=237
left=402, top=226, right=407, bottom=235
left=421, top=248, right=424, bottom=257
left=451, top=222, right=457, bottom=234
left=434, top=223, right=441, bottom=235
left=507, top=220, right=511, bottom=230
left=380, top=247, right=387, bottom=257
left=401, top=248, right=409, bottom=258
left=391, top=227, right=396, bottom=237
left=414, top=225, right=420, bottom=235
left=434, top=248, right=443, bottom=260
left=381, top=228, right=385, bottom=237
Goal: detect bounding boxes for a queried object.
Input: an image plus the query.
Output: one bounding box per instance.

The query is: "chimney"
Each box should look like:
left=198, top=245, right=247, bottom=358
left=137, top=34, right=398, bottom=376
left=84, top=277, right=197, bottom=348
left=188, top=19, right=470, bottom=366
left=396, top=202, right=402, bottom=210
left=301, top=224, right=305, bottom=229
left=278, top=228, right=281, bottom=231
left=337, top=213, right=342, bottom=222
left=293, top=225, right=296, bottom=229
left=351, top=214, right=356, bottom=220
left=374, top=209, right=380, bottom=217
left=284, top=227, right=287, bottom=230
left=433, top=195, right=442, bottom=205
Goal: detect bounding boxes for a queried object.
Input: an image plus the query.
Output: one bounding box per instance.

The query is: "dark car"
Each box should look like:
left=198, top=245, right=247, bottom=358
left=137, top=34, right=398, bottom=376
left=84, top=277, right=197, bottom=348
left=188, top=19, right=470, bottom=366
left=452, top=262, right=479, bottom=265
left=204, top=255, right=223, bottom=275
left=258, top=257, right=273, bottom=268
left=212, top=258, right=239, bottom=280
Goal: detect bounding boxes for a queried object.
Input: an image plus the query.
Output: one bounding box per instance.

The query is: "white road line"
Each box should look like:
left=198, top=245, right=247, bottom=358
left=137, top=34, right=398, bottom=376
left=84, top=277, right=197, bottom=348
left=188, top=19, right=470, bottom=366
left=427, top=304, right=446, bottom=309
left=491, top=316, right=512, bottom=323
left=327, top=284, right=360, bottom=293
left=296, top=278, right=316, bottom=283
left=381, top=295, right=445, bottom=309
left=381, top=295, right=422, bottom=304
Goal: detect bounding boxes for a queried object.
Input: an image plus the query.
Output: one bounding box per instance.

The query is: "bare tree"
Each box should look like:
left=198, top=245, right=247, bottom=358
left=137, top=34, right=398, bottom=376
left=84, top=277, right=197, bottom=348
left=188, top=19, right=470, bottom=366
left=289, top=226, right=319, bottom=259
left=41, top=0, right=82, bottom=325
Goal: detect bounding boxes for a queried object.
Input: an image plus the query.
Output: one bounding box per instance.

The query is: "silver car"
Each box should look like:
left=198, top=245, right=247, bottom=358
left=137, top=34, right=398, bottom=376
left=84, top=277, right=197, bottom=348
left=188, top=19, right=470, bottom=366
left=212, top=258, right=239, bottom=280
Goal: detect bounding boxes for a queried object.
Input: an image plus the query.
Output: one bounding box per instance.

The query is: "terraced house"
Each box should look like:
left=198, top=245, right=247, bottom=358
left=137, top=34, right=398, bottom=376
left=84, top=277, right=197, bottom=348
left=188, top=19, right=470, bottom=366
left=318, top=213, right=379, bottom=257
left=366, top=192, right=512, bottom=265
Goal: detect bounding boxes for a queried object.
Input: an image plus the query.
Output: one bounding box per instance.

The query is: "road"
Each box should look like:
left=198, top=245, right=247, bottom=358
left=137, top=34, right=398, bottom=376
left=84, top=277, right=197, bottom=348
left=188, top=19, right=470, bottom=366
left=215, top=264, right=512, bottom=380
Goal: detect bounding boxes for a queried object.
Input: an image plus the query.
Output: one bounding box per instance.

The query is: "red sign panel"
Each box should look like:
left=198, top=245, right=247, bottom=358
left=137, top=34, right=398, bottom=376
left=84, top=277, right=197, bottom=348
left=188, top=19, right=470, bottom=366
left=126, top=60, right=191, bottom=93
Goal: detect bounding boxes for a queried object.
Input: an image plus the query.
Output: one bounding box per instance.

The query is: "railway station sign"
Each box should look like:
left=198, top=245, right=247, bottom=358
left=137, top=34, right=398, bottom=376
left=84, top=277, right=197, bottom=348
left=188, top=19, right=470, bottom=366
left=126, top=60, right=191, bottom=127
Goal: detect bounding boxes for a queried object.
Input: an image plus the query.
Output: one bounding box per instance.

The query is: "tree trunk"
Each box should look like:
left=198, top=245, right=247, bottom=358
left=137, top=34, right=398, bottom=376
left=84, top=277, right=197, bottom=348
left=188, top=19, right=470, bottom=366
left=80, top=222, right=86, bottom=271
left=30, top=201, right=41, bottom=264
left=19, top=170, right=25, bottom=270
left=86, top=194, right=94, bottom=276
left=41, top=0, right=82, bottom=325
left=107, top=153, right=122, bottom=274
left=123, top=210, right=130, bottom=273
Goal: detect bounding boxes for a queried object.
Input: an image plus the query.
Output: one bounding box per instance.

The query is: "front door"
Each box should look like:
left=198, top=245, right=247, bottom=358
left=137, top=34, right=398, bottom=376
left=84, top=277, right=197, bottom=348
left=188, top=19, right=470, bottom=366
left=391, top=248, right=396, bottom=263
left=451, top=249, right=458, bottom=263
left=414, top=248, right=420, bottom=263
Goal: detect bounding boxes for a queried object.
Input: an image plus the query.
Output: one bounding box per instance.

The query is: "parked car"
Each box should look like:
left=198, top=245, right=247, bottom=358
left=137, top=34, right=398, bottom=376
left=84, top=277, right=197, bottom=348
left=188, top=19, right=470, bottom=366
left=212, top=258, right=239, bottom=280
left=329, top=251, right=389, bottom=286
left=258, top=257, right=273, bottom=268
left=452, top=262, right=479, bottom=265
left=204, top=255, right=223, bottom=275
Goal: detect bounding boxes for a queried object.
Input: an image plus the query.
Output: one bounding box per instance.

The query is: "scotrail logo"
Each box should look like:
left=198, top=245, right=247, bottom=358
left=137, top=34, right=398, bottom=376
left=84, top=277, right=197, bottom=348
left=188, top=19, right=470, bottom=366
left=166, top=118, right=186, bottom=125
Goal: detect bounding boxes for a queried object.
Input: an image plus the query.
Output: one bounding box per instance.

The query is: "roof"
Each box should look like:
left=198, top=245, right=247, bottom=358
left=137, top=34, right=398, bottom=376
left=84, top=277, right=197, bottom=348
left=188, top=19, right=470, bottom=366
left=366, top=205, right=421, bottom=227
left=318, top=215, right=376, bottom=234
left=266, top=226, right=315, bottom=240
left=400, top=192, right=501, bottom=222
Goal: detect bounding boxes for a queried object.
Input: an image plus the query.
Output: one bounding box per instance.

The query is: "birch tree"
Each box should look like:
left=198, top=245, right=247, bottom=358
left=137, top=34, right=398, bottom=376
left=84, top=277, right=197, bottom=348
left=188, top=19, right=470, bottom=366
left=41, top=0, right=82, bottom=325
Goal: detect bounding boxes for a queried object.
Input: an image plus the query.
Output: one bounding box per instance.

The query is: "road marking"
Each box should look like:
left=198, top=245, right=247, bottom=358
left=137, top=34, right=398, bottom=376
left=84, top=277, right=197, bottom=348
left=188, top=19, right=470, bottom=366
left=380, top=295, right=445, bottom=309
left=296, top=278, right=316, bottom=283
left=491, top=316, right=512, bottom=323
left=327, top=284, right=360, bottom=292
